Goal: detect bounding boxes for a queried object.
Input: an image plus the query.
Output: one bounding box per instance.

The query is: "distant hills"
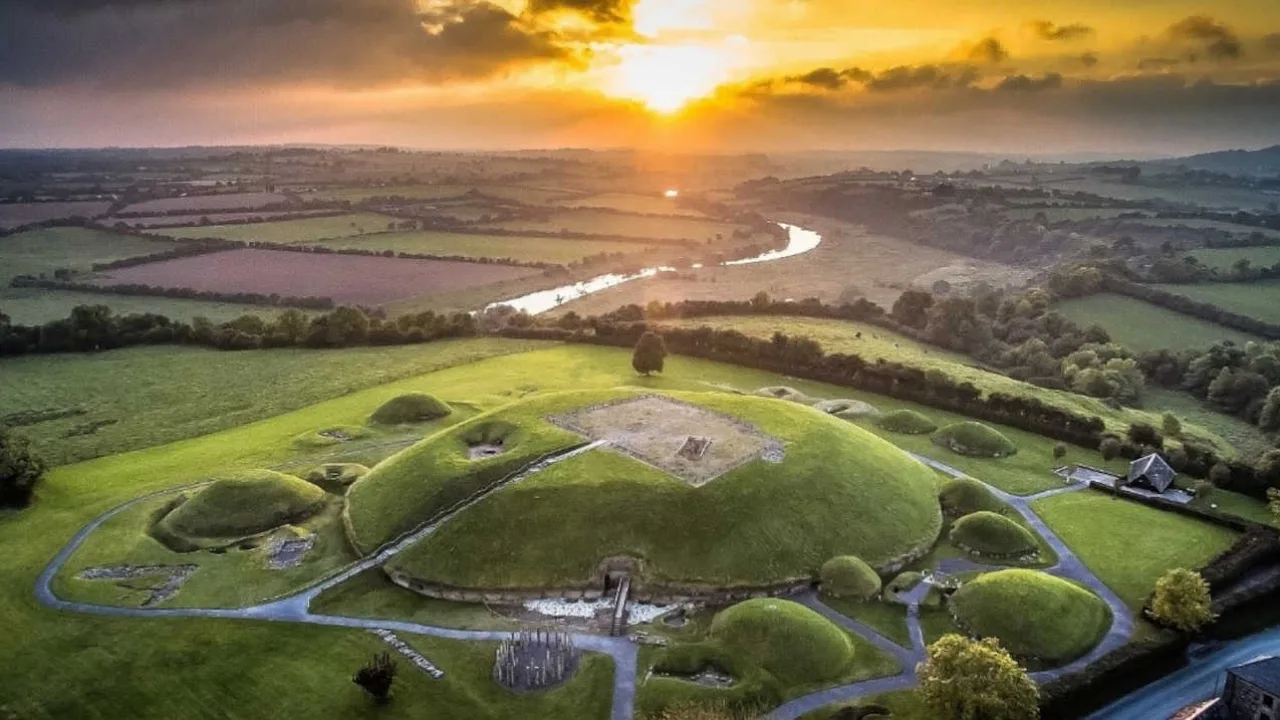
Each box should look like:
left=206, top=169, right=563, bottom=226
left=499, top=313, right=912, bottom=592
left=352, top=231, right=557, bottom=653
left=1157, top=145, right=1280, bottom=177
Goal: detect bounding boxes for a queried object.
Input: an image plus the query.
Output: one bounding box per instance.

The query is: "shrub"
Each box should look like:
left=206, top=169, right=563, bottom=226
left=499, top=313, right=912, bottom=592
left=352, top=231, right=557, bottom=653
left=633, top=331, right=668, bottom=376
left=875, top=409, right=937, bottom=435
left=932, top=422, right=1018, bottom=458
left=370, top=393, right=451, bottom=424
left=918, top=635, right=1038, bottom=720
left=949, top=512, right=1038, bottom=558
left=820, top=556, right=882, bottom=600
left=1150, top=569, right=1215, bottom=633
left=1100, top=437, right=1122, bottom=461
left=1209, top=463, right=1233, bottom=487
left=0, top=428, right=45, bottom=507
left=938, top=477, right=1007, bottom=517
left=1053, top=443, right=1068, bottom=461
left=710, top=599, right=854, bottom=687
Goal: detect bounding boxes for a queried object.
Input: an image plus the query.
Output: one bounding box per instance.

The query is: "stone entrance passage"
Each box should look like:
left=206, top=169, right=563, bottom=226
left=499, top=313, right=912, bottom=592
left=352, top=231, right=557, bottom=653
left=677, top=436, right=712, bottom=461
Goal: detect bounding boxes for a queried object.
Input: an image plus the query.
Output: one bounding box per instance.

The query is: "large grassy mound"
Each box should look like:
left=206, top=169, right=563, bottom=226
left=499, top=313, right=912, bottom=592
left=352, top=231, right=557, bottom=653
left=938, top=477, right=1007, bottom=517
left=949, top=512, right=1038, bottom=558
left=356, top=389, right=942, bottom=588
left=820, top=556, right=882, bottom=600
left=874, top=410, right=937, bottom=435
left=710, top=599, right=854, bottom=687
left=156, top=470, right=327, bottom=542
left=932, top=422, right=1017, bottom=458
left=950, top=569, right=1110, bottom=666
left=369, top=392, right=452, bottom=424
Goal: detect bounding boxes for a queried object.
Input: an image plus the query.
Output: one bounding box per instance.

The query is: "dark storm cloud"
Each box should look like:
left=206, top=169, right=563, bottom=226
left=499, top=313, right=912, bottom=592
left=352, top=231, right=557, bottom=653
left=0, top=0, right=574, bottom=89
left=785, top=67, right=873, bottom=90
left=867, top=65, right=981, bottom=91
left=1167, top=15, right=1243, bottom=60
left=1080, top=52, right=1100, bottom=68
left=526, top=0, right=633, bottom=23
left=1029, top=21, right=1095, bottom=42
left=996, top=73, right=1064, bottom=92
left=966, top=38, right=1010, bottom=64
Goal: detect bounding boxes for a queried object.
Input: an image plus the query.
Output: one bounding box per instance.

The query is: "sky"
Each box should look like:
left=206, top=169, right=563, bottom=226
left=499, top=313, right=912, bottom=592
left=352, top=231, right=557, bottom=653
left=1, top=0, right=1279, bottom=154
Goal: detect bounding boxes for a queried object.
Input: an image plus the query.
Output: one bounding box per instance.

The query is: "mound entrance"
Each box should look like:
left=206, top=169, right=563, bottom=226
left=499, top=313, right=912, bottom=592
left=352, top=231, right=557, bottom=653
left=549, top=395, right=781, bottom=487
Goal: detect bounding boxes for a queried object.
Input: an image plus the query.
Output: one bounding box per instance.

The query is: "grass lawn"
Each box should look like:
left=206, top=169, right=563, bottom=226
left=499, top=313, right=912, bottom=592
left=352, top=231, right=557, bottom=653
left=0, top=285, right=283, bottom=324
left=1031, top=491, right=1240, bottom=609
left=1151, top=281, right=1280, bottom=325
left=803, top=690, right=931, bottom=720
left=555, top=192, right=708, bottom=218
left=313, top=229, right=655, bottom=264
left=374, top=389, right=943, bottom=587
left=1056, top=293, right=1263, bottom=351
left=0, top=338, right=548, bottom=465
left=481, top=208, right=740, bottom=242
left=156, top=212, right=398, bottom=243
left=659, top=315, right=1235, bottom=454
left=0, top=226, right=177, bottom=282
left=1145, top=388, right=1274, bottom=459
left=311, top=569, right=520, bottom=631
left=821, top=596, right=911, bottom=647
left=1188, top=246, right=1280, bottom=271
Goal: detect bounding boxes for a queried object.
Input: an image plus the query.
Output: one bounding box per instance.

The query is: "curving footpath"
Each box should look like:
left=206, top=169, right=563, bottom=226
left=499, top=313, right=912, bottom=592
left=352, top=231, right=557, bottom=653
left=37, top=448, right=1132, bottom=720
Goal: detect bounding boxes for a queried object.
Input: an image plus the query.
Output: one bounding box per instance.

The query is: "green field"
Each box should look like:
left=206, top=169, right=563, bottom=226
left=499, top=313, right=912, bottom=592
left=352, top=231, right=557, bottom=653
left=661, top=315, right=1235, bottom=454
left=0, top=338, right=547, bottom=465
left=1002, top=207, right=1142, bottom=222
left=313, top=230, right=654, bottom=264
left=482, top=208, right=740, bottom=241
left=156, top=213, right=398, bottom=243
left=1188, top=246, right=1280, bottom=273
left=1150, top=281, right=1280, bottom=325
left=1031, top=491, right=1239, bottom=609
left=0, top=286, right=282, bottom=325
left=556, top=192, right=708, bottom=218
left=0, top=227, right=176, bottom=282
left=307, top=185, right=578, bottom=205
left=1145, top=388, right=1274, bottom=460
left=1056, top=293, right=1263, bottom=351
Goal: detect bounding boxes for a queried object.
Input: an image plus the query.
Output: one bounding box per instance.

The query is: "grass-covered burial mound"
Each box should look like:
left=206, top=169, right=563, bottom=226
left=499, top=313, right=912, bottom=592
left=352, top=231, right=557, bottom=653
left=874, top=410, right=937, bottom=435
left=820, top=556, right=882, bottom=600
left=949, top=511, right=1038, bottom=559
left=950, top=569, right=1110, bottom=666
left=938, top=477, right=1007, bottom=517
left=152, top=470, right=326, bottom=550
left=370, top=392, right=452, bottom=425
left=932, top=422, right=1018, bottom=458
left=348, top=389, right=942, bottom=591
left=710, top=599, right=854, bottom=687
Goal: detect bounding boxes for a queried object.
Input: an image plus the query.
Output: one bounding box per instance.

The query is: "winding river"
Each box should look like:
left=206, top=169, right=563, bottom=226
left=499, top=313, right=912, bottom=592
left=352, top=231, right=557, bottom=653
left=484, top=222, right=823, bottom=316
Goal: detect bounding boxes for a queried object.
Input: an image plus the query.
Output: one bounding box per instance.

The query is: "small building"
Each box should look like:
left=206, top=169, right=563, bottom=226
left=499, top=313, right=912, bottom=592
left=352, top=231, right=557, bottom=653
left=1128, top=453, right=1177, bottom=494
left=1222, top=656, right=1280, bottom=719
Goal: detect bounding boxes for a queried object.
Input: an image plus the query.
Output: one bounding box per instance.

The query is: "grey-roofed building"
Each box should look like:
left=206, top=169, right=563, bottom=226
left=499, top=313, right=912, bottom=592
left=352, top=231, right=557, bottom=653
left=1223, top=656, right=1280, bottom=719
left=1127, top=453, right=1177, bottom=494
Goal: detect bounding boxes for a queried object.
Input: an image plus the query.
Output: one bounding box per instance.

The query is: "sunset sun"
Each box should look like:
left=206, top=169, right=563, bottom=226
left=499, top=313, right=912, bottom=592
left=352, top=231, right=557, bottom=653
left=607, top=43, right=739, bottom=113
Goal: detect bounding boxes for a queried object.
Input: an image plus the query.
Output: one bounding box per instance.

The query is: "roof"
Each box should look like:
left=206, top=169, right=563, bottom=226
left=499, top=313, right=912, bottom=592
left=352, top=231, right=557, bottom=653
left=1172, top=698, right=1219, bottom=720
left=1128, top=453, right=1177, bottom=491
left=1229, top=656, right=1280, bottom=694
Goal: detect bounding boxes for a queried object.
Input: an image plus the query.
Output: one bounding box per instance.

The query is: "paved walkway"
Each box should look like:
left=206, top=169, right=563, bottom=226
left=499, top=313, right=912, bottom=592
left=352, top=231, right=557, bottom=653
left=36, top=446, right=1134, bottom=720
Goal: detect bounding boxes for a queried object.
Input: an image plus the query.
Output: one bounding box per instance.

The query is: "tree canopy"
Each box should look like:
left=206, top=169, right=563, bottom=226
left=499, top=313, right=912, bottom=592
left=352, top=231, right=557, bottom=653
left=1150, top=568, right=1215, bottom=633
left=0, top=429, right=45, bottom=507
left=917, top=634, right=1038, bottom=720
left=632, top=331, right=668, bottom=376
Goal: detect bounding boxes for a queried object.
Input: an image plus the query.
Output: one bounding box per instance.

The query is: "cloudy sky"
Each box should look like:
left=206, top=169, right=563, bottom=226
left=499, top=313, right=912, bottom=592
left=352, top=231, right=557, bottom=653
left=2, top=0, right=1279, bottom=153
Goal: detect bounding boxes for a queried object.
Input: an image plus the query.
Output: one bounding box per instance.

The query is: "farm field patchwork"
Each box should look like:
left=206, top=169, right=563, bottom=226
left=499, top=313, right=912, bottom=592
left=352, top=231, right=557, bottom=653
left=305, top=184, right=580, bottom=204
left=118, top=210, right=337, bottom=229
left=91, top=249, right=541, bottom=305
left=554, top=192, right=708, bottom=217
left=0, top=227, right=177, bottom=282
left=1150, top=281, right=1280, bottom=325
left=1187, top=246, right=1280, bottom=271
left=153, top=213, right=399, bottom=243
left=481, top=208, right=739, bottom=241
left=120, top=192, right=288, bottom=214
left=313, top=230, right=655, bottom=264
left=0, top=201, right=112, bottom=229
left=0, top=286, right=284, bottom=325
left=1056, top=293, right=1264, bottom=351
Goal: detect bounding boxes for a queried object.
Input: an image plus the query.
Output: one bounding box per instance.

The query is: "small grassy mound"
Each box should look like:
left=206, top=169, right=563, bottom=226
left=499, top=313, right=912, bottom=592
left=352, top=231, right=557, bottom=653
left=710, top=599, right=854, bottom=687
left=755, top=386, right=816, bottom=405
left=820, top=556, right=882, bottom=600
left=949, top=512, right=1038, bottom=559
left=292, top=425, right=370, bottom=449
left=813, top=399, right=879, bottom=420
left=950, top=569, right=1110, bottom=666
left=938, top=478, right=1007, bottom=517
left=932, top=422, right=1018, bottom=458
left=370, top=392, right=452, bottom=424
left=304, top=463, right=369, bottom=493
left=874, top=410, right=937, bottom=435
left=156, top=471, right=326, bottom=543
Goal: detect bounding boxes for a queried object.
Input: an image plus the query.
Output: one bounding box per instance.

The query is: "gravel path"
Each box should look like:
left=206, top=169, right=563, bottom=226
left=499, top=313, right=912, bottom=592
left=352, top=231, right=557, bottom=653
left=37, top=446, right=1134, bottom=720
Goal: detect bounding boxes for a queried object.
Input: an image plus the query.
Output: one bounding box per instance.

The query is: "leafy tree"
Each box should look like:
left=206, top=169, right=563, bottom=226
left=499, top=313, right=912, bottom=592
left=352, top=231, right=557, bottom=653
left=1150, top=569, right=1215, bottom=633
left=272, top=308, right=309, bottom=345
left=1161, top=413, right=1182, bottom=439
left=917, top=635, right=1038, bottom=720
left=1209, top=463, right=1233, bottom=487
left=632, top=331, right=668, bottom=376
left=1267, top=486, right=1280, bottom=519
left=1099, top=437, right=1122, bottom=461
left=891, top=290, right=934, bottom=330
left=1052, top=443, right=1067, bottom=461
left=353, top=652, right=397, bottom=703
left=1259, top=388, right=1280, bottom=432
left=0, top=428, right=45, bottom=507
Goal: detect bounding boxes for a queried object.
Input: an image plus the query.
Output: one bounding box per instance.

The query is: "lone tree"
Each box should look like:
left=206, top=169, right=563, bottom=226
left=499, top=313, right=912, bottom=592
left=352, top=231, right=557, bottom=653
left=353, top=652, right=398, bottom=703
left=1150, top=568, right=1215, bottom=633
left=917, top=635, right=1038, bottom=720
left=0, top=428, right=45, bottom=508
left=632, top=331, right=668, bottom=376
left=1052, top=443, right=1068, bottom=461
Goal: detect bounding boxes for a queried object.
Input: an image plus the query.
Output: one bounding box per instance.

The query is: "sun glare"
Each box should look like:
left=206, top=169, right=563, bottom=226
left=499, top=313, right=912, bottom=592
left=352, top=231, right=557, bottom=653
left=609, top=43, right=736, bottom=114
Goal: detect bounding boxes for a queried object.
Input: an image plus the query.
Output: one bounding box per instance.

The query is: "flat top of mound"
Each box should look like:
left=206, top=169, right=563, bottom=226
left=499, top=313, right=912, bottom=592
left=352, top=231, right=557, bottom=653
left=710, top=598, right=854, bottom=686
left=355, top=388, right=942, bottom=588
left=162, top=470, right=326, bottom=539
left=950, top=569, right=1110, bottom=665
left=949, top=511, right=1038, bottom=556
